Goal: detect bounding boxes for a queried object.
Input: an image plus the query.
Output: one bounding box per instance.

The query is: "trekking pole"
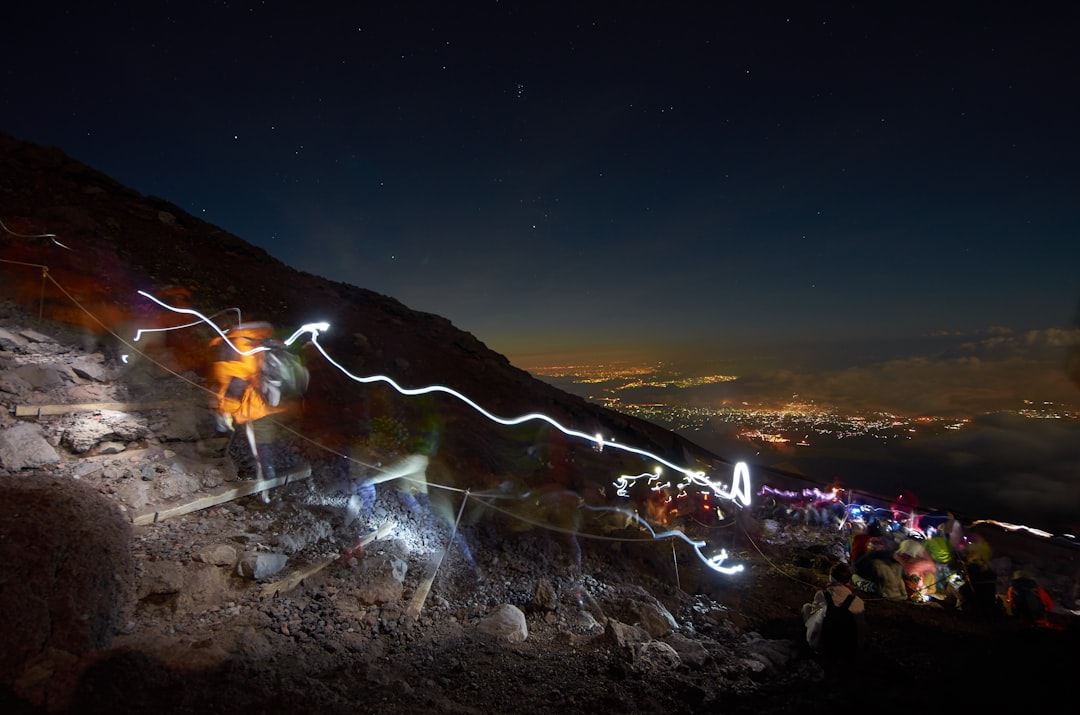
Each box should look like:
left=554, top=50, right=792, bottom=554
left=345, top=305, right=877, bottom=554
left=672, top=541, right=681, bottom=590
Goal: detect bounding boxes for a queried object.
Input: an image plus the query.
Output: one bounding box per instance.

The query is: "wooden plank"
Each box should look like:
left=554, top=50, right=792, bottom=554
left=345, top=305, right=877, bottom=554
left=16, top=400, right=180, bottom=417
left=131, top=465, right=312, bottom=525
left=407, top=489, right=470, bottom=620
left=260, top=522, right=393, bottom=599
left=406, top=548, right=445, bottom=622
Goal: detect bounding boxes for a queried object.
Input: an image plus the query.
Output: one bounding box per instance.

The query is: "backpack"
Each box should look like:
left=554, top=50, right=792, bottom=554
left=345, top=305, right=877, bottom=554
left=1011, top=579, right=1046, bottom=621
left=259, top=342, right=309, bottom=407
left=819, top=591, right=858, bottom=658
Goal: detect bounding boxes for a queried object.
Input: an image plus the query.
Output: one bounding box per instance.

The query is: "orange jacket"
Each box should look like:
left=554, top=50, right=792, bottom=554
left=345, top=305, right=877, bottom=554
left=208, top=322, right=287, bottom=426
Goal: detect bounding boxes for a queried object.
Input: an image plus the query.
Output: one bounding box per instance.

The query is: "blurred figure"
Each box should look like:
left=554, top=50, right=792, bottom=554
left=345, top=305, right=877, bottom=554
left=208, top=321, right=308, bottom=483
left=958, top=538, right=998, bottom=616
left=849, top=524, right=873, bottom=565
left=1007, top=570, right=1056, bottom=628
left=891, top=489, right=919, bottom=531
left=894, top=538, right=938, bottom=602
left=851, top=519, right=906, bottom=600
left=923, top=532, right=961, bottom=602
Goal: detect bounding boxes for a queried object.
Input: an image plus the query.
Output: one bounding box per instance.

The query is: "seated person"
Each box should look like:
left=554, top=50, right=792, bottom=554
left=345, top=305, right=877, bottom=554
left=802, top=562, right=867, bottom=659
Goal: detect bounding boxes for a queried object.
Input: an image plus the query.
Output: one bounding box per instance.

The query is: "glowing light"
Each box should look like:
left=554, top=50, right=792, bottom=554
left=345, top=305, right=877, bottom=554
left=585, top=504, right=744, bottom=575
left=0, top=218, right=70, bottom=249
left=969, top=519, right=1053, bottom=539
left=706, top=549, right=738, bottom=572
left=612, top=472, right=659, bottom=498
left=759, top=485, right=800, bottom=499
left=132, top=317, right=207, bottom=343
left=762, top=485, right=1064, bottom=543
left=285, top=322, right=330, bottom=346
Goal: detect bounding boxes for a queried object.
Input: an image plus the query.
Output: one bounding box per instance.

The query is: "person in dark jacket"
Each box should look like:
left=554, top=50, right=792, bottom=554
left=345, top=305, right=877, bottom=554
left=802, top=562, right=867, bottom=659
left=1007, top=570, right=1055, bottom=627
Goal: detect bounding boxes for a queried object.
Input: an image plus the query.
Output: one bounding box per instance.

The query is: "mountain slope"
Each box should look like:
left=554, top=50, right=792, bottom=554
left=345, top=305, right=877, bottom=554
left=2, top=133, right=1078, bottom=715
left=0, top=132, right=740, bottom=493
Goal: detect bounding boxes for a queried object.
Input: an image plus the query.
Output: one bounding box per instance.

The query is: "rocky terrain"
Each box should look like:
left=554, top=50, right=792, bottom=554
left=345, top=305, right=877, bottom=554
left=1, top=133, right=1079, bottom=714
left=1, top=279, right=1078, bottom=715
left=0, top=300, right=823, bottom=712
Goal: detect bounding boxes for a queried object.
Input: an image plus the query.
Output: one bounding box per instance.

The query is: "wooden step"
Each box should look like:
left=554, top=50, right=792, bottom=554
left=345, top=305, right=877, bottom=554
left=131, top=465, right=312, bottom=525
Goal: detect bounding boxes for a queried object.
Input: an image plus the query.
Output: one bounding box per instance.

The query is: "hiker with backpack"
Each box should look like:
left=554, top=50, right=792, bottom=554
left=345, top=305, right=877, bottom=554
left=208, top=321, right=310, bottom=483
left=802, top=561, right=867, bottom=661
left=1007, top=570, right=1056, bottom=628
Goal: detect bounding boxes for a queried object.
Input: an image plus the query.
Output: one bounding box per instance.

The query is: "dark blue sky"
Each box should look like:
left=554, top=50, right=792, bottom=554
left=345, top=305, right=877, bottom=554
left=4, top=2, right=1078, bottom=376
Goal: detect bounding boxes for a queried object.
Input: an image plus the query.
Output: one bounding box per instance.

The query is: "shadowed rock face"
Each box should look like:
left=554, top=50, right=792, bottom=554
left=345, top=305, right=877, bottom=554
left=0, top=475, right=134, bottom=684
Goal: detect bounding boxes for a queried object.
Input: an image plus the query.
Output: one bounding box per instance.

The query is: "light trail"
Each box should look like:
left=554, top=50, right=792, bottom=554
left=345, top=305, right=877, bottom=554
left=613, top=470, right=662, bottom=498
left=304, top=326, right=752, bottom=509
left=0, top=218, right=70, bottom=249
left=136, top=290, right=752, bottom=573
left=583, top=504, right=743, bottom=575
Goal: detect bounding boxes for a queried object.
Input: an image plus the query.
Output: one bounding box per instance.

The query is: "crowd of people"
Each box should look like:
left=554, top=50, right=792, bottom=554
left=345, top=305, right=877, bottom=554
left=795, top=500, right=1065, bottom=671
left=844, top=508, right=1060, bottom=625
left=757, top=487, right=1069, bottom=663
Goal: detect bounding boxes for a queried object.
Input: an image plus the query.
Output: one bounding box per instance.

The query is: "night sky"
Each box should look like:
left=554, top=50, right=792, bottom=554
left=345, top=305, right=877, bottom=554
left=4, top=3, right=1079, bottom=389
left=3, top=3, right=1080, bottom=532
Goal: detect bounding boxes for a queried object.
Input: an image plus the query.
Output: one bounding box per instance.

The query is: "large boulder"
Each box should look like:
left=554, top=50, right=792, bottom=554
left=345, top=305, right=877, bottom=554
left=0, top=474, right=135, bottom=690
left=0, top=423, right=61, bottom=470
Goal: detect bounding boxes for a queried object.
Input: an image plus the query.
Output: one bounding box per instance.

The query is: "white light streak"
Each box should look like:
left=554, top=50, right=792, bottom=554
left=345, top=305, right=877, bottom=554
left=136, top=291, right=753, bottom=574
left=132, top=318, right=206, bottom=342
left=289, top=312, right=752, bottom=509
left=613, top=469, right=664, bottom=498
left=0, top=218, right=70, bottom=249
left=584, top=504, right=744, bottom=575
